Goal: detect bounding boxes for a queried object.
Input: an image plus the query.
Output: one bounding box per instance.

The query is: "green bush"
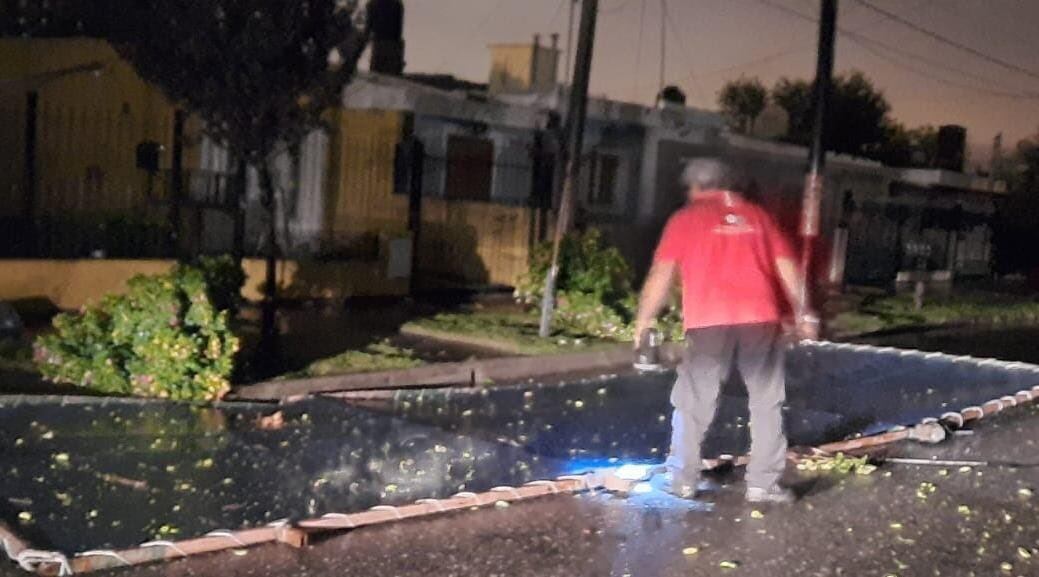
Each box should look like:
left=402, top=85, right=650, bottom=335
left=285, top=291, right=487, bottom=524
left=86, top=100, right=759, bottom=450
left=192, top=255, right=246, bottom=317
left=33, top=264, right=240, bottom=401
left=515, top=229, right=683, bottom=340
left=515, top=229, right=632, bottom=306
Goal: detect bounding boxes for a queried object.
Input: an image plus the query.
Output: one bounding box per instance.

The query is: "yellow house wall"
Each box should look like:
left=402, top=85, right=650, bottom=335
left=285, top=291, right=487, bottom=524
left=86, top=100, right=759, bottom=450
left=0, top=40, right=29, bottom=217
left=0, top=38, right=199, bottom=220
left=418, top=198, right=533, bottom=287
left=324, top=109, right=410, bottom=243
left=325, top=108, right=536, bottom=287
left=0, top=259, right=405, bottom=310
left=1, top=38, right=534, bottom=293
left=488, top=45, right=534, bottom=94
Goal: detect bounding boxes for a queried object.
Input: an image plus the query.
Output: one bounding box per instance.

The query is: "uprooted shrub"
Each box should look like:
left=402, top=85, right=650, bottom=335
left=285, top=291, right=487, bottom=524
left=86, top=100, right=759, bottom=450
left=192, top=254, right=247, bottom=317
left=33, top=263, right=241, bottom=401
left=515, top=229, right=682, bottom=340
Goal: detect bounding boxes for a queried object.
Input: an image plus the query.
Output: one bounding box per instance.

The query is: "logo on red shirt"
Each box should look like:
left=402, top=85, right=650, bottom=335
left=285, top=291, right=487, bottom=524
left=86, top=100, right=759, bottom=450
left=714, top=212, right=756, bottom=235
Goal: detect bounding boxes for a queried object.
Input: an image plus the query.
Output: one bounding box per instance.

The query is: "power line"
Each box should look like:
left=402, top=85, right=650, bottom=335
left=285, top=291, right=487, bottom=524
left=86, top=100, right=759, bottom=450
left=682, top=0, right=930, bottom=84
left=843, top=29, right=1039, bottom=100
left=848, top=0, right=934, bottom=33
left=750, top=0, right=1039, bottom=101
left=661, top=0, right=706, bottom=102
left=928, top=0, right=1032, bottom=51
left=600, top=0, right=636, bottom=14
left=666, top=0, right=931, bottom=92
left=851, top=0, right=1039, bottom=84
left=688, top=44, right=811, bottom=80
left=848, top=36, right=1039, bottom=101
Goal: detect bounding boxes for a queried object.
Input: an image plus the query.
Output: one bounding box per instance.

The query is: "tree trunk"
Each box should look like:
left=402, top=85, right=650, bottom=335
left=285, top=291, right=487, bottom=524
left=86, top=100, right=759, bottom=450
left=232, top=159, right=246, bottom=263
left=257, top=159, right=279, bottom=372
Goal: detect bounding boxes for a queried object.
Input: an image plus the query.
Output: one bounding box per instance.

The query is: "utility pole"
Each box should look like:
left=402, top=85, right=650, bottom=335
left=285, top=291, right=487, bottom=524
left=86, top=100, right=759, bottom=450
left=799, top=0, right=837, bottom=315
left=565, top=0, right=579, bottom=82
left=538, top=0, right=599, bottom=338
left=170, top=109, right=186, bottom=258
left=23, top=91, right=37, bottom=224
left=657, top=0, right=667, bottom=102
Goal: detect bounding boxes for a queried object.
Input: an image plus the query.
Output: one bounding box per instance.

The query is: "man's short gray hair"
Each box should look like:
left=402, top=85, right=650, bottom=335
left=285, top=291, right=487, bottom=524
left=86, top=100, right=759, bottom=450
left=681, top=157, right=733, bottom=190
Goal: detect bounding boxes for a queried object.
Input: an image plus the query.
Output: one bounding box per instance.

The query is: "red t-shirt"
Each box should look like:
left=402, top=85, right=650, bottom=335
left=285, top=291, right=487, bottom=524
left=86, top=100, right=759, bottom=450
left=653, top=191, right=795, bottom=330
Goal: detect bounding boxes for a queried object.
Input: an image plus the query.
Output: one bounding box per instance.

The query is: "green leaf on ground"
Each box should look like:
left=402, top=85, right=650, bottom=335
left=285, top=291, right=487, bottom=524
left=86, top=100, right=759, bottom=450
left=292, top=340, right=424, bottom=378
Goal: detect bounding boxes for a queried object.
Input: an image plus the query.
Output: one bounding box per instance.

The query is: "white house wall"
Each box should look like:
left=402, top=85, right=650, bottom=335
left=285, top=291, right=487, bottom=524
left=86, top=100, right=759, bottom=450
left=232, top=129, right=328, bottom=257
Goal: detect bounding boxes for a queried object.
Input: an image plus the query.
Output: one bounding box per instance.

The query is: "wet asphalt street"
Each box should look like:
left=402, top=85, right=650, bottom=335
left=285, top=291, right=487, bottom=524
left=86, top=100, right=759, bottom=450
left=5, top=327, right=1039, bottom=577
left=5, top=402, right=1039, bottom=577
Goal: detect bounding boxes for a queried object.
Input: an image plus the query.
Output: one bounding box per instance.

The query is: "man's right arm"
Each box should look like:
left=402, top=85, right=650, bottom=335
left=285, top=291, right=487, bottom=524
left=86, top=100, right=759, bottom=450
left=763, top=212, right=819, bottom=340
left=633, top=259, right=677, bottom=346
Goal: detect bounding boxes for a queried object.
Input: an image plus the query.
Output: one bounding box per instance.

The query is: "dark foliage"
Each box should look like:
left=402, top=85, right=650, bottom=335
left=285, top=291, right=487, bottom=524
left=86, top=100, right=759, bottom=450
left=772, top=71, right=890, bottom=158
left=718, top=77, right=767, bottom=134
left=994, top=133, right=1039, bottom=275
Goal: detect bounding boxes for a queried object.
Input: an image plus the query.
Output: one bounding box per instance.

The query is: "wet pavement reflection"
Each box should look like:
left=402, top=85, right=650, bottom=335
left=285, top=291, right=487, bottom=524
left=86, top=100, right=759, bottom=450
left=384, top=342, right=1039, bottom=459
left=3, top=341, right=1039, bottom=562
left=0, top=397, right=568, bottom=552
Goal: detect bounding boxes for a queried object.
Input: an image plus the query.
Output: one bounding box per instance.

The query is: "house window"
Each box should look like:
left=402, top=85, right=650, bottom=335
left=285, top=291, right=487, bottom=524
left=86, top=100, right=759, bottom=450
left=587, top=153, right=619, bottom=208
left=445, top=134, right=494, bottom=201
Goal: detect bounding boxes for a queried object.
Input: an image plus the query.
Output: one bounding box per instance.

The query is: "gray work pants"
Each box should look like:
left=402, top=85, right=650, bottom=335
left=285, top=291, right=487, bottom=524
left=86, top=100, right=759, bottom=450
left=665, top=323, right=788, bottom=489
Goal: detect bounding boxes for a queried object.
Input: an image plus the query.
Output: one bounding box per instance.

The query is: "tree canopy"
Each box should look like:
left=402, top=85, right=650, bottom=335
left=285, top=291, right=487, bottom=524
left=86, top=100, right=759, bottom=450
left=873, top=123, right=939, bottom=168
left=771, top=71, right=890, bottom=158
left=718, top=77, right=767, bottom=135
left=718, top=70, right=936, bottom=168
left=5, top=0, right=367, bottom=165
left=993, top=131, right=1039, bottom=275
left=5, top=0, right=370, bottom=362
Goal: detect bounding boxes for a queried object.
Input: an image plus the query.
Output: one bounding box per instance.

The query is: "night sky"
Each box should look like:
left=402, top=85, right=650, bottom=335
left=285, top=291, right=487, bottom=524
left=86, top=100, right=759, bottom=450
left=392, top=0, right=1039, bottom=163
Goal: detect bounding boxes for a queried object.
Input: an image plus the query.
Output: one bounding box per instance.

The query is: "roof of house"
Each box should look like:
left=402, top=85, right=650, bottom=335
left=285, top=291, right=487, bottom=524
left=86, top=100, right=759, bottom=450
left=897, top=168, right=1007, bottom=194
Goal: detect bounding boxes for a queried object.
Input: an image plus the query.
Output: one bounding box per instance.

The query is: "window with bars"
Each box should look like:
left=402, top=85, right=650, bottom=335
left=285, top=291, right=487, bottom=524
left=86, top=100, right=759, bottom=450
left=444, top=134, right=494, bottom=201
left=586, top=152, right=619, bottom=208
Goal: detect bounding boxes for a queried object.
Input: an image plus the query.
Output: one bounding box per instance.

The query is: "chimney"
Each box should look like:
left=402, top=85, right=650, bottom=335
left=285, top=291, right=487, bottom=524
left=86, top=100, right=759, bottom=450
left=367, top=0, right=406, bottom=76
left=548, top=34, right=561, bottom=87
left=530, top=34, right=541, bottom=92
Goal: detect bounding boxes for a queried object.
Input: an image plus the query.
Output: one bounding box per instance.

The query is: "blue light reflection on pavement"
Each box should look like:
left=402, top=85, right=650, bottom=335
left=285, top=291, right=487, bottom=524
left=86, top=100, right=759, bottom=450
left=559, top=457, right=662, bottom=478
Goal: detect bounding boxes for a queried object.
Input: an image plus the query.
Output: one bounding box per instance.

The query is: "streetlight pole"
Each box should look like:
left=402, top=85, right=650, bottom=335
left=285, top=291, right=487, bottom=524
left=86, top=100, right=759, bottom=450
left=564, top=0, right=578, bottom=82
left=799, top=0, right=837, bottom=315
left=539, top=0, right=599, bottom=338
left=657, top=0, right=666, bottom=103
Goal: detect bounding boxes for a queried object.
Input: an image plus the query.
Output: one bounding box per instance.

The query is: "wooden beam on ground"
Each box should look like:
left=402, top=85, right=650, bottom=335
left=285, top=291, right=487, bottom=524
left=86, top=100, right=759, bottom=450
left=34, top=524, right=305, bottom=576
left=25, top=476, right=601, bottom=576
left=231, top=344, right=684, bottom=402
left=0, top=520, right=33, bottom=562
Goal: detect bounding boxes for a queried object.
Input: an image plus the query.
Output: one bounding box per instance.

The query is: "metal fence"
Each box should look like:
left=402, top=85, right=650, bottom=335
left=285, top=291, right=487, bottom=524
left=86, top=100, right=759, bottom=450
left=0, top=214, right=174, bottom=259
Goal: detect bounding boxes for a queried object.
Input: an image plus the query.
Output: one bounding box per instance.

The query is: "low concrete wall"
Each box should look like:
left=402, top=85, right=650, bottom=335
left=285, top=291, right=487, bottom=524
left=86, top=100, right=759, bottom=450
left=0, top=259, right=407, bottom=310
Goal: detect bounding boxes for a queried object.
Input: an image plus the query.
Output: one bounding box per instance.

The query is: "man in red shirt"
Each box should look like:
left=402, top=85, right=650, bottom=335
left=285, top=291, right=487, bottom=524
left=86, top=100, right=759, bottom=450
left=634, top=158, right=818, bottom=504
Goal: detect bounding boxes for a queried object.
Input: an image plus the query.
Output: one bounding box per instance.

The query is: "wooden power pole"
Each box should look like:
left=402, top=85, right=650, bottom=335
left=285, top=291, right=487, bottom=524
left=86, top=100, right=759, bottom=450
left=799, top=0, right=837, bottom=314
left=538, top=0, right=599, bottom=338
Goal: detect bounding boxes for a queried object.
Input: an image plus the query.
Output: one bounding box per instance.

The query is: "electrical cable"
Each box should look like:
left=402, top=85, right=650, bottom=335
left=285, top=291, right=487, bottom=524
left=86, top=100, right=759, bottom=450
left=851, top=0, right=1039, bottom=83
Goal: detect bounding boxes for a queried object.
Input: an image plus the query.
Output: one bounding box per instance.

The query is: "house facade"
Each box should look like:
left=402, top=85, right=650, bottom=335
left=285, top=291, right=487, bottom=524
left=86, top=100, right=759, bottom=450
left=1, top=36, right=1005, bottom=301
